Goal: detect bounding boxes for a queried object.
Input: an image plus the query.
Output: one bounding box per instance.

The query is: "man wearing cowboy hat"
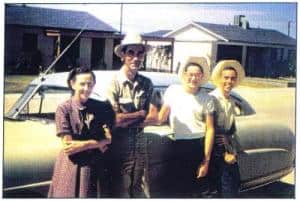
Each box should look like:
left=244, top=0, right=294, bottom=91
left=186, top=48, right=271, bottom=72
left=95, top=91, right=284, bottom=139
left=157, top=56, right=215, bottom=197
left=208, top=60, right=245, bottom=198
left=106, top=32, right=157, bottom=198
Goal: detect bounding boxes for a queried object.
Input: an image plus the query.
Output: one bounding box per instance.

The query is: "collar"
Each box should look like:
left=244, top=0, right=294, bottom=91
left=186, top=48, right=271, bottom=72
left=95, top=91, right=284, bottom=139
left=71, top=97, right=87, bottom=110
left=211, top=88, right=230, bottom=101
left=117, top=67, right=142, bottom=85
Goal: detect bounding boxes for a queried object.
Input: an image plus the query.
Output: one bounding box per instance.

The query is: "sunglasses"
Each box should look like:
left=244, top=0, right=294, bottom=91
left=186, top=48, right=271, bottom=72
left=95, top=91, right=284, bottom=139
left=125, top=49, right=145, bottom=58
left=184, top=72, right=203, bottom=78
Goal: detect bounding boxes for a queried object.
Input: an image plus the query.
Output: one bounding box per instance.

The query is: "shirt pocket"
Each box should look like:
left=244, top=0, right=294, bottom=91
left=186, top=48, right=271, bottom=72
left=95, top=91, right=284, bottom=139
left=135, top=90, right=147, bottom=109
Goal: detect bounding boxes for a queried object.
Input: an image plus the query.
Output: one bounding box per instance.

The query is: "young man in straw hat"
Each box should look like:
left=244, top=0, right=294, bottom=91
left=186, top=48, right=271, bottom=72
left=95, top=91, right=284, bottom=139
left=157, top=56, right=215, bottom=197
left=208, top=60, right=245, bottom=198
left=106, top=32, right=157, bottom=198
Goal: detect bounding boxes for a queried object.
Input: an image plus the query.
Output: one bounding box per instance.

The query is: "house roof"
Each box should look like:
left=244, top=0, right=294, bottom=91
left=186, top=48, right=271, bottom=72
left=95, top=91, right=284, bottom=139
left=143, top=30, right=171, bottom=37
left=193, top=21, right=296, bottom=46
left=146, top=21, right=296, bottom=47
left=5, top=4, right=117, bottom=32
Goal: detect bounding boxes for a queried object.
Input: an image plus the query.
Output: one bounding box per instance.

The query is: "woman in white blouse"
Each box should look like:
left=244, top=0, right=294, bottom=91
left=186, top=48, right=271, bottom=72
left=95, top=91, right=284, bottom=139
left=157, top=56, right=215, bottom=197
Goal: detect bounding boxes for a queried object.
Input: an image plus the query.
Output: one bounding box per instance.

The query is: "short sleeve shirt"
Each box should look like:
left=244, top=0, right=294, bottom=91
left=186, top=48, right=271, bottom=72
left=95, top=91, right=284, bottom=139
left=106, top=71, right=154, bottom=114
left=163, top=84, right=215, bottom=140
left=209, top=88, right=236, bottom=134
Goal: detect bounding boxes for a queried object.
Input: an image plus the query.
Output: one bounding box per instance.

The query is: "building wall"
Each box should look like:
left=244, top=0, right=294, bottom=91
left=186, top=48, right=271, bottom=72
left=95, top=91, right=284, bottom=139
left=173, top=42, right=213, bottom=72
left=5, top=25, right=116, bottom=74
left=169, top=25, right=218, bottom=72
left=79, top=37, right=92, bottom=68
left=5, top=26, right=23, bottom=70
left=172, top=25, right=218, bottom=41
left=38, top=32, right=54, bottom=69
left=5, top=25, right=53, bottom=73
left=104, top=38, right=114, bottom=69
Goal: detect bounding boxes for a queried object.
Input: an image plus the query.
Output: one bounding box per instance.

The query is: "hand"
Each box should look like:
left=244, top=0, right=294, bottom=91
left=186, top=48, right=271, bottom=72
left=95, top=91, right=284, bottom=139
left=196, top=161, right=209, bottom=179
left=63, top=140, right=88, bottom=155
left=98, top=139, right=112, bottom=153
left=139, top=110, right=147, bottom=118
left=224, top=152, right=237, bottom=164
left=102, top=124, right=112, bottom=139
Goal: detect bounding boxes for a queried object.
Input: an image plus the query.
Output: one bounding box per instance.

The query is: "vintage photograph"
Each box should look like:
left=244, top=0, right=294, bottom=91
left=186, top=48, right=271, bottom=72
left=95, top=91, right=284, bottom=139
left=3, top=2, right=296, bottom=198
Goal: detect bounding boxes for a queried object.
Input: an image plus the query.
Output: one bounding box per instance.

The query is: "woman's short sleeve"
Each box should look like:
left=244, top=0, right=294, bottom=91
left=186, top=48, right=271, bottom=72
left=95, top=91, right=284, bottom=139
left=55, top=104, right=72, bottom=137
left=205, top=95, right=215, bottom=115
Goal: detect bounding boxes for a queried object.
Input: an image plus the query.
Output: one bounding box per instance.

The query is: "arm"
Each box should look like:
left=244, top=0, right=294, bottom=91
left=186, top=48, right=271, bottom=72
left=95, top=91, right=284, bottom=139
left=62, top=134, right=111, bottom=155
left=138, top=104, right=159, bottom=127
left=197, top=113, right=215, bottom=178
left=157, top=104, right=170, bottom=125
left=115, top=110, right=146, bottom=127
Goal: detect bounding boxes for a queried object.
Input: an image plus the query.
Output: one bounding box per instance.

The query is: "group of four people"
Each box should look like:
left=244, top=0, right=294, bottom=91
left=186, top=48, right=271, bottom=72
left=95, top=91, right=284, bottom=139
left=48, top=32, right=245, bottom=198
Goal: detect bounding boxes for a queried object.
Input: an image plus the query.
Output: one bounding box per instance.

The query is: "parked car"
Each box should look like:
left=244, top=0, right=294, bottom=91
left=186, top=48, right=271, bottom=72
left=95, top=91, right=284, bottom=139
left=4, top=71, right=295, bottom=198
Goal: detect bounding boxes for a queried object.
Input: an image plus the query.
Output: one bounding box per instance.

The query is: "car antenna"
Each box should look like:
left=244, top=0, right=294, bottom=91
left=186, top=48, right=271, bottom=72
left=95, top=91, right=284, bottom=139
left=6, top=23, right=88, bottom=119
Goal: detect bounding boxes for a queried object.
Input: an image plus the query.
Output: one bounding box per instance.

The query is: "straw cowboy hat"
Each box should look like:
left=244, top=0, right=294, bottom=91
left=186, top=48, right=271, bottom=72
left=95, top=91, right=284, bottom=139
left=211, top=60, right=245, bottom=86
left=178, top=56, right=210, bottom=86
left=114, top=32, right=152, bottom=57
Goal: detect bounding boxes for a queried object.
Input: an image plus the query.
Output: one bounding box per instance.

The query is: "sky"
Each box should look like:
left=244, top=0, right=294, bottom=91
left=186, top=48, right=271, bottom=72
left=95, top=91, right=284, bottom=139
left=24, top=2, right=297, bottom=38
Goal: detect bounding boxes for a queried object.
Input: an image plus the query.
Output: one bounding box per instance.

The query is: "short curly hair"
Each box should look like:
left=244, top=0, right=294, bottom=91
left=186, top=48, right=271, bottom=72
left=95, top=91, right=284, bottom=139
left=67, top=67, right=96, bottom=94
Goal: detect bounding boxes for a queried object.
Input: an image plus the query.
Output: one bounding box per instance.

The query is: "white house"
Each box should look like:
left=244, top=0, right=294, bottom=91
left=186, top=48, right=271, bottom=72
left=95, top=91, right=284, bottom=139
left=144, top=15, right=296, bottom=78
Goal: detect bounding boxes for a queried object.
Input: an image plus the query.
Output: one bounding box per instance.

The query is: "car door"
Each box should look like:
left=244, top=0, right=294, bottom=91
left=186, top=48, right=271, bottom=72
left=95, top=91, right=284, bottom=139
left=230, top=95, right=295, bottom=190
left=4, top=86, right=70, bottom=197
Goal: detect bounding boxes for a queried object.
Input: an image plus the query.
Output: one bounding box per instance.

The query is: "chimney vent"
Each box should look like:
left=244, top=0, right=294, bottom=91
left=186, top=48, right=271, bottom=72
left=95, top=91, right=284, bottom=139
left=234, top=15, right=249, bottom=29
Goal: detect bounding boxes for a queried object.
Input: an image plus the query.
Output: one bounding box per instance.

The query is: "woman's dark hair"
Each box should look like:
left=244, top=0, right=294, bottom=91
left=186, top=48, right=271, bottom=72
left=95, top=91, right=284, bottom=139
left=184, top=62, right=203, bottom=74
left=67, top=66, right=96, bottom=92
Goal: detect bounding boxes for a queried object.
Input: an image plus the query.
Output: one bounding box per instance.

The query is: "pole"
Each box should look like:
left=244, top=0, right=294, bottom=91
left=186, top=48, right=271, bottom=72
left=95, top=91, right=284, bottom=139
left=120, top=3, right=123, bottom=34
left=288, top=21, right=291, bottom=36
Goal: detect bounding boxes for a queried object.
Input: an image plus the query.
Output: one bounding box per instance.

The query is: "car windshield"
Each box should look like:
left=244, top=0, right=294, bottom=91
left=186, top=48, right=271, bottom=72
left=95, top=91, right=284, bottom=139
left=5, top=81, right=254, bottom=121
left=5, top=85, right=71, bottom=120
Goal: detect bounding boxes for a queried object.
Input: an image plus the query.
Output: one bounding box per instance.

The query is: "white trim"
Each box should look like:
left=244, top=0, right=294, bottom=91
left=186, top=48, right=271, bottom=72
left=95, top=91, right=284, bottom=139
left=163, top=21, right=193, bottom=37
left=175, top=40, right=216, bottom=43
left=243, top=148, right=289, bottom=154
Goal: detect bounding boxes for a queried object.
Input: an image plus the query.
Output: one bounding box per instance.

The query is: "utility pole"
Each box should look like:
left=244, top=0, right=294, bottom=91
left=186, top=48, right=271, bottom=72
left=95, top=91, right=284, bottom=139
left=119, top=3, right=123, bottom=34
left=288, top=20, right=294, bottom=37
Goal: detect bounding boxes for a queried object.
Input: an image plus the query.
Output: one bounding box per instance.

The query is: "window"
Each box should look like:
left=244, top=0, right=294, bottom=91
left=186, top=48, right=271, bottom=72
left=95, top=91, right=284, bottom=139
left=19, top=86, right=71, bottom=120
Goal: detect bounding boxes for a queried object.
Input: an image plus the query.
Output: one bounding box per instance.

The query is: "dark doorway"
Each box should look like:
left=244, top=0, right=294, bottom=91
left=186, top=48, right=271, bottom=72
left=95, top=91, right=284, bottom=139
left=55, top=35, right=80, bottom=72
left=22, top=33, right=37, bottom=52
left=15, top=33, right=41, bottom=74
left=216, top=45, right=243, bottom=63
left=112, top=38, right=122, bottom=69
left=246, top=47, right=266, bottom=77
left=91, top=38, right=105, bottom=70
